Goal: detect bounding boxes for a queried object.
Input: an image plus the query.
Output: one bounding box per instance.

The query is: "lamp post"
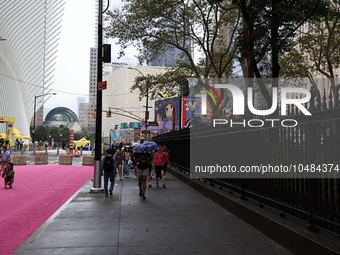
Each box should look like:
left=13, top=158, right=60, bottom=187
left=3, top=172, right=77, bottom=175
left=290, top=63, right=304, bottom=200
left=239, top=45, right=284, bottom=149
left=90, top=0, right=104, bottom=193
left=32, top=93, right=56, bottom=152
left=128, top=67, right=150, bottom=140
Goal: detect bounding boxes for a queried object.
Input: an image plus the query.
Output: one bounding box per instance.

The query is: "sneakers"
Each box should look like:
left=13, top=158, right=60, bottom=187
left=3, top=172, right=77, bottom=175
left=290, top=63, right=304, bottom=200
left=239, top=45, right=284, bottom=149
left=142, top=194, right=146, bottom=199
left=105, top=194, right=109, bottom=198
left=109, top=189, right=113, bottom=196
left=163, top=184, right=166, bottom=188
left=148, top=184, right=152, bottom=188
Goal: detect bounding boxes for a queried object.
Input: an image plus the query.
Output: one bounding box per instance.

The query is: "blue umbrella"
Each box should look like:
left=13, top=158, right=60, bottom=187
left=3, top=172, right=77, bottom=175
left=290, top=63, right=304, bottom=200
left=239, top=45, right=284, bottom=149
left=133, top=142, right=160, bottom=154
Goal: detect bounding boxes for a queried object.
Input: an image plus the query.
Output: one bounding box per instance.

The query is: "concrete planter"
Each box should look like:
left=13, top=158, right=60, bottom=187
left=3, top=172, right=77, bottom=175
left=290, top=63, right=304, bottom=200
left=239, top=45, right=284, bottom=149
left=82, top=156, right=94, bottom=166
left=59, top=155, right=73, bottom=165
left=34, top=154, right=48, bottom=165
left=38, top=146, right=45, bottom=151
left=12, top=155, right=27, bottom=165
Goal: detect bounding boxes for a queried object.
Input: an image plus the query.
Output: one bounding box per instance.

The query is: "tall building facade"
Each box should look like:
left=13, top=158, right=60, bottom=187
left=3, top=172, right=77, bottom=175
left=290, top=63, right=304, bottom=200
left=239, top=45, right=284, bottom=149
left=79, top=47, right=98, bottom=133
left=0, top=0, right=65, bottom=137
left=102, top=65, right=167, bottom=133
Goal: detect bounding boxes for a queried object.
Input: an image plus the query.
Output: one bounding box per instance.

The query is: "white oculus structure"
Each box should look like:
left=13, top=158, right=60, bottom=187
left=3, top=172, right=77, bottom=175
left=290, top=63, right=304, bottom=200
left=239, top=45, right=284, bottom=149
left=0, top=0, right=65, bottom=138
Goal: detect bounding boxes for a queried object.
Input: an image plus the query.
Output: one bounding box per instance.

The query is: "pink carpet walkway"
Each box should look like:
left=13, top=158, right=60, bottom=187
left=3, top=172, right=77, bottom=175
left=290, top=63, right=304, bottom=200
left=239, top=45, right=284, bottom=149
left=0, top=165, right=93, bottom=255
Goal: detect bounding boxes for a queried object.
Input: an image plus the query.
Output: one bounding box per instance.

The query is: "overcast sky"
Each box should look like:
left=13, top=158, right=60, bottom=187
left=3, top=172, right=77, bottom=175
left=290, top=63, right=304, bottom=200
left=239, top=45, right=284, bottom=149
left=44, top=0, right=96, bottom=115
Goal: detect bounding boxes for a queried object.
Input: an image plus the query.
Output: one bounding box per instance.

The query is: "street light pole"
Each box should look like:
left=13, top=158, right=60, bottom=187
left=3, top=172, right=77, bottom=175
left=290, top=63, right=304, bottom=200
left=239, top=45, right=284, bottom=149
left=128, top=67, right=150, bottom=140
left=90, top=0, right=104, bottom=193
left=145, top=86, right=149, bottom=139
left=32, top=93, right=56, bottom=153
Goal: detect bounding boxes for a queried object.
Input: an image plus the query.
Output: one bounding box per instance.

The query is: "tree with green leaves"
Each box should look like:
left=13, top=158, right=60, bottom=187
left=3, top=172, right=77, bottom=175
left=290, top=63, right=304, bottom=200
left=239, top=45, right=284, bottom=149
left=280, top=0, right=340, bottom=107
left=104, top=0, right=240, bottom=118
left=231, top=0, right=328, bottom=107
left=30, top=125, right=95, bottom=145
left=32, top=125, right=69, bottom=144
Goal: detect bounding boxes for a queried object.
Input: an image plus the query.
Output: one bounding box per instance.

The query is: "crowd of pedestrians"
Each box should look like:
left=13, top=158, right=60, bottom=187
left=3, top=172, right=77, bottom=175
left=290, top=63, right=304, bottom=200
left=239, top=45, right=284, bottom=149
left=101, top=143, right=170, bottom=200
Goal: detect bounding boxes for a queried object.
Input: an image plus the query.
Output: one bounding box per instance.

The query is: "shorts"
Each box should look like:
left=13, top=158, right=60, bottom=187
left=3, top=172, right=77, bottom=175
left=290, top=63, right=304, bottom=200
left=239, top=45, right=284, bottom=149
left=154, top=166, right=164, bottom=178
left=137, top=169, right=148, bottom=176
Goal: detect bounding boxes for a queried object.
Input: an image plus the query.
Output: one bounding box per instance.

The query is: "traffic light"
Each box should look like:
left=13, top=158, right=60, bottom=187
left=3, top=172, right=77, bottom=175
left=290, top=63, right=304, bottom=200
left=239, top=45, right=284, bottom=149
left=106, top=110, right=112, bottom=117
left=93, top=112, right=96, bottom=119
left=103, top=44, right=111, bottom=63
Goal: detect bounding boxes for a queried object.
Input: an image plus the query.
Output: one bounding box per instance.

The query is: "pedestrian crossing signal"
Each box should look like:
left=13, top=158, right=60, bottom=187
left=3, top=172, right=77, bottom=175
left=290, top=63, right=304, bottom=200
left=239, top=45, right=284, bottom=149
left=106, top=110, right=112, bottom=117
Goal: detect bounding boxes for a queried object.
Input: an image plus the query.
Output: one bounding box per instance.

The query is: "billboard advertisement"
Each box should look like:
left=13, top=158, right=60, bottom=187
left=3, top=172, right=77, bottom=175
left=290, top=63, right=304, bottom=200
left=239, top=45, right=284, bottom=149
left=146, top=97, right=182, bottom=137
left=181, top=96, right=202, bottom=128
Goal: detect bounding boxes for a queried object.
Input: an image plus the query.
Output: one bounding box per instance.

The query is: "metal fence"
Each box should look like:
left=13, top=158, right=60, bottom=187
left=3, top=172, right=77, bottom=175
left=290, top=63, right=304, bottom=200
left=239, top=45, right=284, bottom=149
left=154, top=102, right=340, bottom=236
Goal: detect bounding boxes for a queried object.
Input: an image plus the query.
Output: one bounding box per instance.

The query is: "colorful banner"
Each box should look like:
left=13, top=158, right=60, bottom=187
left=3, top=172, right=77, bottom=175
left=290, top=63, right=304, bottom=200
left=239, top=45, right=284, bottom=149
left=110, top=129, right=140, bottom=143
left=181, top=96, right=202, bottom=128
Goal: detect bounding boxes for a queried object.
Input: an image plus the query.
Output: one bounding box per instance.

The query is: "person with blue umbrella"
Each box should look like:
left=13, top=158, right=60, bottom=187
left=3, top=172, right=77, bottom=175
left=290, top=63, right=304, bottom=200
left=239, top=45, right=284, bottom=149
left=134, top=153, right=152, bottom=199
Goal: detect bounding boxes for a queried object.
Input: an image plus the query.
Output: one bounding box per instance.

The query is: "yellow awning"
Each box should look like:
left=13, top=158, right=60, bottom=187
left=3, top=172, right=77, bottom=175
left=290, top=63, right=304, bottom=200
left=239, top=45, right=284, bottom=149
left=12, top=127, right=31, bottom=140
left=75, top=137, right=90, bottom=147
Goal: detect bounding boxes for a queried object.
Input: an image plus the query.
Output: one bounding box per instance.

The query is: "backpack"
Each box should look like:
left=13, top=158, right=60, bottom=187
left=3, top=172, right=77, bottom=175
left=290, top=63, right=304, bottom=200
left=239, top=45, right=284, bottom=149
left=154, top=152, right=165, bottom=166
left=103, top=156, right=114, bottom=173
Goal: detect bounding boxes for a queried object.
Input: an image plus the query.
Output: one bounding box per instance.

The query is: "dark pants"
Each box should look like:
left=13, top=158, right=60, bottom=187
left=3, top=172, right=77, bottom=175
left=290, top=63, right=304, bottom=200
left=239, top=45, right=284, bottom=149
left=154, top=165, right=164, bottom=179
left=103, top=172, right=115, bottom=195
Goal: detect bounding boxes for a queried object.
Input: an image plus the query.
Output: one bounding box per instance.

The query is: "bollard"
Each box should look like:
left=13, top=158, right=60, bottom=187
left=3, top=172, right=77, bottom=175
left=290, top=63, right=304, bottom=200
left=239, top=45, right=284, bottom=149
left=57, top=147, right=59, bottom=156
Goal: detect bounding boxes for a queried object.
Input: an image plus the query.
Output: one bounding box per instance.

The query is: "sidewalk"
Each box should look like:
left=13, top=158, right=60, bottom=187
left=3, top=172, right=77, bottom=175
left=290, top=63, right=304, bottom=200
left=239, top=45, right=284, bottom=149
left=13, top=171, right=293, bottom=255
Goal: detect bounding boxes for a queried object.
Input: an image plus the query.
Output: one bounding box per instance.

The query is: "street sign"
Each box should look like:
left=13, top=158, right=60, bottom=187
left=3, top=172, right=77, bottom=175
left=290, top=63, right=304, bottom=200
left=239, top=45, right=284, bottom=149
left=98, top=81, right=107, bottom=90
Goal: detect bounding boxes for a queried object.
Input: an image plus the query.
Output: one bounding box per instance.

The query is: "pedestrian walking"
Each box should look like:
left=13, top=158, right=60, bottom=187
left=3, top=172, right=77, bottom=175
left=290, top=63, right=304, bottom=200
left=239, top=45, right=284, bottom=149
left=135, top=153, right=151, bottom=199
left=148, top=149, right=157, bottom=188
left=15, top=138, right=19, bottom=151
left=0, top=146, right=11, bottom=175
left=153, top=147, right=170, bottom=188
left=19, top=139, right=23, bottom=151
left=162, top=146, right=170, bottom=177
left=101, top=149, right=117, bottom=197
left=114, top=150, right=123, bottom=180
left=131, top=149, right=139, bottom=179
left=2, top=162, right=14, bottom=189
left=122, top=147, right=131, bottom=178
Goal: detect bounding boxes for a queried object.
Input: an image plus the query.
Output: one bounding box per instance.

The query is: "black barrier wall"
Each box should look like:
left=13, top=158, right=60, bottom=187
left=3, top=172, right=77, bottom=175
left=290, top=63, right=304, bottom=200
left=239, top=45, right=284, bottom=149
left=154, top=104, right=340, bottom=235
